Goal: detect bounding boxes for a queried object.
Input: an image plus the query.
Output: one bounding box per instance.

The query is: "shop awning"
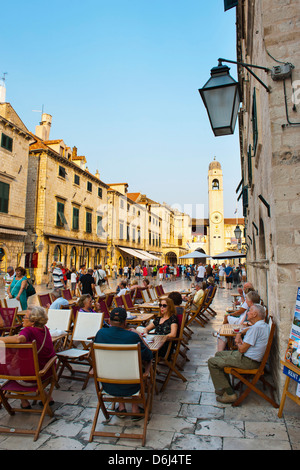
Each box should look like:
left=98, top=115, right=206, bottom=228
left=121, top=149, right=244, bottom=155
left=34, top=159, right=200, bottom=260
left=118, top=247, right=150, bottom=261
left=138, top=250, right=161, bottom=261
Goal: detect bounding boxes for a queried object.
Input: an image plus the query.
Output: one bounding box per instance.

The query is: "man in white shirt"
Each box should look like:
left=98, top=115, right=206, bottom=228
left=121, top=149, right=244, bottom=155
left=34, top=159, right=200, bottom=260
left=208, top=304, right=269, bottom=403
left=93, top=265, right=108, bottom=288
left=196, top=263, right=206, bottom=282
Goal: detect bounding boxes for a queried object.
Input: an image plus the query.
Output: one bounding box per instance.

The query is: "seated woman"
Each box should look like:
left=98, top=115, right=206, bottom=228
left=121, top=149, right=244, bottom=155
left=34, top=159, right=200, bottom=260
left=77, top=294, right=109, bottom=328
left=78, top=294, right=100, bottom=313
left=0, top=306, right=56, bottom=409
left=168, top=292, right=184, bottom=326
left=143, top=297, right=178, bottom=357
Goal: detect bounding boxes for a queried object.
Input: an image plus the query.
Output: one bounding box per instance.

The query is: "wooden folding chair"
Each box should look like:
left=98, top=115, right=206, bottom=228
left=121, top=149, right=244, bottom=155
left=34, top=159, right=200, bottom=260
left=149, top=288, right=158, bottom=301
left=4, top=298, right=22, bottom=311
left=96, top=298, right=110, bottom=321
left=56, top=311, right=104, bottom=389
left=186, top=290, right=209, bottom=327
left=105, top=293, right=114, bottom=310
left=89, top=343, right=153, bottom=447
left=46, top=309, right=73, bottom=349
left=156, top=311, right=187, bottom=392
left=38, top=293, right=52, bottom=309
left=62, top=289, right=73, bottom=301
left=203, top=286, right=217, bottom=317
left=0, top=307, right=21, bottom=336
left=141, top=289, right=152, bottom=303
left=224, top=318, right=279, bottom=408
left=0, top=341, right=57, bottom=441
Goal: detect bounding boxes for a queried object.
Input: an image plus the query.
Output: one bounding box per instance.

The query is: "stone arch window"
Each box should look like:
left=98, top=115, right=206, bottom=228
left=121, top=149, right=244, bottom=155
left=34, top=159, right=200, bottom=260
left=212, top=179, right=219, bottom=190
left=53, top=245, right=62, bottom=262
left=84, top=248, right=90, bottom=267
left=259, top=218, right=266, bottom=259
left=95, top=249, right=101, bottom=265
left=70, top=247, right=77, bottom=268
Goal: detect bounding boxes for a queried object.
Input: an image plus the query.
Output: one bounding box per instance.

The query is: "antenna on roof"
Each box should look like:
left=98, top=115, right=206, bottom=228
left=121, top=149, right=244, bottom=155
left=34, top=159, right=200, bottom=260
left=32, top=104, right=44, bottom=121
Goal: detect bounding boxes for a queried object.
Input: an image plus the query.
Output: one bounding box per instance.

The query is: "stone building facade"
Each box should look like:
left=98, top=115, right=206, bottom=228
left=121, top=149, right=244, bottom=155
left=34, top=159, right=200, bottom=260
left=26, top=114, right=109, bottom=284
left=0, top=103, right=34, bottom=272
left=235, top=0, right=300, bottom=388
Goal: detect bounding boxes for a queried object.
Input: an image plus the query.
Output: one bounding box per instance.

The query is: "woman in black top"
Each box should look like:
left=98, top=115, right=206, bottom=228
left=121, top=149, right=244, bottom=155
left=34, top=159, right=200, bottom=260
left=144, top=297, right=178, bottom=357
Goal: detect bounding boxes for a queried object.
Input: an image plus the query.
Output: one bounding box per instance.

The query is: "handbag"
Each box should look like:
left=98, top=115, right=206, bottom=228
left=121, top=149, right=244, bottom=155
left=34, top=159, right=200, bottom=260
left=26, top=279, right=36, bottom=297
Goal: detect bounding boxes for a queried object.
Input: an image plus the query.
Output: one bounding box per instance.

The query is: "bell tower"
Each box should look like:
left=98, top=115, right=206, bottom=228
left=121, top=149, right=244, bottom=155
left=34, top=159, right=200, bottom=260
left=208, top=157, right=225, bottom=256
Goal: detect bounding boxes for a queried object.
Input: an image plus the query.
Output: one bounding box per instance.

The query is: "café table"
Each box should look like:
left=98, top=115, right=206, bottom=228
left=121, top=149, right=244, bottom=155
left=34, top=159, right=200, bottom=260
left=126, top=312, right=155, bottom=326
left=146, top=334, right=167, bottom=407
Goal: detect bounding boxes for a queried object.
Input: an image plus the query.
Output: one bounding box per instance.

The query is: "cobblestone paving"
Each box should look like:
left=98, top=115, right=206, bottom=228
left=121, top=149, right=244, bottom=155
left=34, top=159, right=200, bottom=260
left=0, top=278, right=299, bottom=450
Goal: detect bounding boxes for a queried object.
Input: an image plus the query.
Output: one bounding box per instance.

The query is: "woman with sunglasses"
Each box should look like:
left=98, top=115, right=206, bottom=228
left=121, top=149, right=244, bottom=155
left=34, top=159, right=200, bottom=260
left=143, top=297, right=178, bottom=356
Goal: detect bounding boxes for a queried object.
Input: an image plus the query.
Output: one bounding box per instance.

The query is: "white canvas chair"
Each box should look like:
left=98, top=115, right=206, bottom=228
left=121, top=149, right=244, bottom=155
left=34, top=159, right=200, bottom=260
left=46, top=309, right=72, bottom=332
left=142, top=289, right=152, bottom=303
left=95, top=285, right=102, bottom=297
left=56, top=311, right=104, bottom=389
left=89, top=343, right=153, bottom=447
left=149, top=288, right=158, bottom=301
left=4, top=298, right=22, bottom=311
left=46, top=309, right=73, bottom=349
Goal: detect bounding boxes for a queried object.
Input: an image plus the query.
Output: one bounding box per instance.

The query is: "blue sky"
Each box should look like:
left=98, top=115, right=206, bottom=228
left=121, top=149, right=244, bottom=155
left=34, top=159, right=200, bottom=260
left=2, top=0, right=242, bottom=218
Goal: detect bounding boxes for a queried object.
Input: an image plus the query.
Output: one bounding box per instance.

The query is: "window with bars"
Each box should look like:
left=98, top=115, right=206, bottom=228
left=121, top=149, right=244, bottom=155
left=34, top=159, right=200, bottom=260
left=0, top=181, right=9, bottom=213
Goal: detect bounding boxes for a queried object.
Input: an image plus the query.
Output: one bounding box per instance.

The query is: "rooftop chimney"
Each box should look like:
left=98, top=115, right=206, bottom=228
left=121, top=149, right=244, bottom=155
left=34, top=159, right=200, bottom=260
left=35, top=113, right=52, bottom=141
left=0, top=78, right=6, bottom=103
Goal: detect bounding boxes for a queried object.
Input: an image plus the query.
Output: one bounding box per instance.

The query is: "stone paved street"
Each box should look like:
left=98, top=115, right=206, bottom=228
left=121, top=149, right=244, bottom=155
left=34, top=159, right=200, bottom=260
left=0, top=278, right=299, bottom=451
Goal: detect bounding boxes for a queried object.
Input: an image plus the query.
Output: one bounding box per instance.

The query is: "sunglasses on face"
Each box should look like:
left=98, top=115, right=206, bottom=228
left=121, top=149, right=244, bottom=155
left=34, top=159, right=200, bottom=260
left=159, top=303, right=168, bottom=308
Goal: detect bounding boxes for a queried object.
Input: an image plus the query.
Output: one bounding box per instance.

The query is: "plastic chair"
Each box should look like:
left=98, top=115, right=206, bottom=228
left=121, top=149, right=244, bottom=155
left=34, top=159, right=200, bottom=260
left=0, top=340, right=57, bottom=441
left=56, top=311, right=104, bottom=389
left=89, top=343, right=153, bottom=447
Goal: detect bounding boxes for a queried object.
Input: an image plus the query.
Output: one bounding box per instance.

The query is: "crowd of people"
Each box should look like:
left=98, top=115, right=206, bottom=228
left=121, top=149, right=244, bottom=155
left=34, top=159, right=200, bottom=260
left=2, top=259, right=272, bottom=422
left=43, top=261, right=247, bottom=294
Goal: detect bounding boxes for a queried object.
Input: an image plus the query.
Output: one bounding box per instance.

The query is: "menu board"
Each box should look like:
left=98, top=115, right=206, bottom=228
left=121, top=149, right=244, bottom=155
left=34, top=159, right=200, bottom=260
left=285, top=287, right=300, bottom=370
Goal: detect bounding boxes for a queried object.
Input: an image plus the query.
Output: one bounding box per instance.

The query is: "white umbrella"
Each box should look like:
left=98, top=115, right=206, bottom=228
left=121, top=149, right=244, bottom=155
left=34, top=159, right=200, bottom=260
left=179, top=251, right=210, bottom=259
left=211, top=250, right=246, bottom=259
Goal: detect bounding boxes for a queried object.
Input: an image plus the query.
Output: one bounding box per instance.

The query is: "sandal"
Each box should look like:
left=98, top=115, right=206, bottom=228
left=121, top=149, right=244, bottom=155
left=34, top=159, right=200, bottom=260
left=131, top=407, right=144, bottom=421
left=115, top=406, right=127, bottom=418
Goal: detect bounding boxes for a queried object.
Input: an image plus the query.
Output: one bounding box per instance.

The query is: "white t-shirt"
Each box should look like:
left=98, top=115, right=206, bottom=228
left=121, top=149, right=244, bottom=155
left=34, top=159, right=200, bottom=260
left=243, top=320, right=270, bottom=362
left=219, top=266, right=225, bottom=276
left=197, top=265, right=206, bottom=278
left=71, top=272, right=77, bottom=283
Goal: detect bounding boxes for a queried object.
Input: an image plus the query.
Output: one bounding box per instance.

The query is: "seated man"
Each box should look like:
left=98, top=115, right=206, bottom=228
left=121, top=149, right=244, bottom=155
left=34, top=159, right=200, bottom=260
left=94, top=307, right=153, bottom=419
left=208, top=303, right=269, bottom=403
left=191, top=283, right=205, bottom=310
left=227, top=284, right=255, bottom=318
left=48, top=289, right=69, bottom=309
left=217, top=290, right=261, bottom=352
left=117, top=281, right=131, bottom=297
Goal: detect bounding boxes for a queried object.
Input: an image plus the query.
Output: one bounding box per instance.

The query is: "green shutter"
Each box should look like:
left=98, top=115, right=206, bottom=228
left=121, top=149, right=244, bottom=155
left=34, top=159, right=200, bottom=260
left=247, top=145, right=253, bottom=186
left=252, top=88, right=258, bottom=155
left=73, top=207, right=79, bottom=230
left=86, top=212, right=92, bottom=233
left=0, top=181, right=9, bottom=213
left=224, top=0, right=238, bottom=11
left=57, top=201, right=67, bottom=226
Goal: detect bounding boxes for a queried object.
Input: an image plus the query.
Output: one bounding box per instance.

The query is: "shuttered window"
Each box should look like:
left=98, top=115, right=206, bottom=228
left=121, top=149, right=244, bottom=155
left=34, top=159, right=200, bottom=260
left=0, top=181, right=9, bottom=213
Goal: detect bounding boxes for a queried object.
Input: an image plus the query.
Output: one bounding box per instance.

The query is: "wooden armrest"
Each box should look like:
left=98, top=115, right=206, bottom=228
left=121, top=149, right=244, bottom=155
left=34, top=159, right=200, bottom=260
left=39, top=356, right=57, bottom=376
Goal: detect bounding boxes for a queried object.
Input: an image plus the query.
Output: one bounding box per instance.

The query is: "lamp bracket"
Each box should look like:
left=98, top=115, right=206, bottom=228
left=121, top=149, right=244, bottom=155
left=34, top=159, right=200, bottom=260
left=218, top=58, right=271, bottom=92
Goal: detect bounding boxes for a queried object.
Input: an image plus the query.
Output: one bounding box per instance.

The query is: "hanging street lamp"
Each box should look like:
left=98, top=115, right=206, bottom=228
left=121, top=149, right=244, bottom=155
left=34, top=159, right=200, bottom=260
left=198, top=60, right=241, bottom=137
